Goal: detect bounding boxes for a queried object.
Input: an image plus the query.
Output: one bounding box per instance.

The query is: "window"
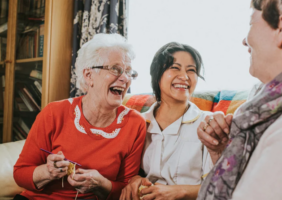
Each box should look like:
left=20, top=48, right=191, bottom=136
left=128, top=0, right=258, bottom=94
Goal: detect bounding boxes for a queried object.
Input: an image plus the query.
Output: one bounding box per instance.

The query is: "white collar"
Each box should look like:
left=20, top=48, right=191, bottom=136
left=143, top=101, right=202, bottom=135
left=182, top=101, right=202, bottom=124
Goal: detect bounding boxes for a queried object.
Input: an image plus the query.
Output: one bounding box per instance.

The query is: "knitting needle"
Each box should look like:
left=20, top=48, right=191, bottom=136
left=40, top=148, right=82, bottom=166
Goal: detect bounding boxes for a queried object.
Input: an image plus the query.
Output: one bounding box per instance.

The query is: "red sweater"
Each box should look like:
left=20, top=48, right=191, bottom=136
left=14, top=96, right=146, bottom=200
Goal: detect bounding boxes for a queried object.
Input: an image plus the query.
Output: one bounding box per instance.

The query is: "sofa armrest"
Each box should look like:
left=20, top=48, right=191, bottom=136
left=0, top=140, right=25, bottom=198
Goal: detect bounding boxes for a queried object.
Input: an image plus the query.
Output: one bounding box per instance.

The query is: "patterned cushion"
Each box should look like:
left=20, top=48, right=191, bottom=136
left=122, top=90, right=249, bottom=114
left=122, top=93, right=156, bottom=113
left=211, top=90, right=249, bottom=114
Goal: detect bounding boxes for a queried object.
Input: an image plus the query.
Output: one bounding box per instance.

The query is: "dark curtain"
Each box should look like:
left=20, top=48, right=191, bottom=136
left=70, top=0, right=128, bottom=97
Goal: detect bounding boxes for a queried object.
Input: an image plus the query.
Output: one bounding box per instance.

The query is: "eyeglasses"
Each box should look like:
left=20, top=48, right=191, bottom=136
left=90, top=65, right=138, bottom=80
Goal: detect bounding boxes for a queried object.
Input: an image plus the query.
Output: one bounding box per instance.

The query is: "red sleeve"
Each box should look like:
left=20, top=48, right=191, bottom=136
left=13, top=104, right=54, bottom=191
left=107, top=119, right=147, bottom=200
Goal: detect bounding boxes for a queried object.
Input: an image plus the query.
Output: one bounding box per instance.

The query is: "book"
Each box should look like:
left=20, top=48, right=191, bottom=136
left=26, top=84, right=41, bottom=105
left=29, top=36, right=32, bottom=58
left=41, top=0, right=45, bottom=16
left=14, top=123, right=28, bottom=138
left=0, top=0, right=8, bottom=19
left=34, top=80, right=42, bottom=93
left=30, top=69, right=42, bottom=79
left=17, top=90, right=34, bottom=111
left=14, top=75, right=41, bottom=106
left=36, top=0, right=41, bottom=16
left=15, top=97, right=29, bottom=111
left=22, top=87, right=41, bottom=110
left=17, top=118, right=30, bottom=134
left=22, top=26, right=38, bottom=34
left=15, top=82, right=39, bottom=111
left=0, top=22, right=7, bottom=34
left=0, top=37, right=6, bottom=61
left=34, top=28, right=39, bottom=57
left=13, top=127, right=25, bottom=140
left=17, top=29, right=39, bottom=59
left=39, top=23, right=44, bottom=57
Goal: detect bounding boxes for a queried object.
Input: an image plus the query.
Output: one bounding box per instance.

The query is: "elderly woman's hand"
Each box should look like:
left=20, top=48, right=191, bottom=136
left=120, top=176, right=152, bottom=200
left=197, top=112, right=233, bottom=164
left=68, top=168, right=112, bottom=199
left=33, top=151, right=69, bottom=189
left=46, top=151, right=70, bottom=180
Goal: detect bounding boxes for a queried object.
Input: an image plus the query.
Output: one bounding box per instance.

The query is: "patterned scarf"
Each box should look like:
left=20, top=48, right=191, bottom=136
left=197, top=72, right=282, bottom=200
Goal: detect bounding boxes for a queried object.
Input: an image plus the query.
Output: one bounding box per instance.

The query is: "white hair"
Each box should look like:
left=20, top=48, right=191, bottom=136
left=75, top=33, right=135, bottom=93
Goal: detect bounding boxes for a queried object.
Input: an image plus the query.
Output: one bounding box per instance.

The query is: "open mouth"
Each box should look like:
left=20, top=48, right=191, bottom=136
left=109, top=87, right=125, bottom=96
left=172, top=84, right=190, bottom=90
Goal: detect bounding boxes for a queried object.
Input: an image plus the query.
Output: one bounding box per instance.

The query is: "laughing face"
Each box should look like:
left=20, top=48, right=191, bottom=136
left=159, top=51, right=198, bottom=103
left=243, top=9, right=281, bottom=83
left=90, top=50, right=132, bottom=109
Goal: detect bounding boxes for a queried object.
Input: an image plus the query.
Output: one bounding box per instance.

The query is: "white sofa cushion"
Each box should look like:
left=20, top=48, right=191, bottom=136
left=0, top=140, right=25, bottom=197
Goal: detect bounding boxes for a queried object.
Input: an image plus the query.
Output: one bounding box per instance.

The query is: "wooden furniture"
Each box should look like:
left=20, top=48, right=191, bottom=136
left=2, top=0, right=74, bottom=143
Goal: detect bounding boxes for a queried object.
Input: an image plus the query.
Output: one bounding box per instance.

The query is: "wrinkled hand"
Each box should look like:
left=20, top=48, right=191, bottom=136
left=197, top=112, right=233, bottom=160
left=120, top=176, right=152, bottom=200
left=46, top=151, right=69, bottom=180
left=68, top=168, right=112, bottom=197
left=140, top=183, right=182, bottom=200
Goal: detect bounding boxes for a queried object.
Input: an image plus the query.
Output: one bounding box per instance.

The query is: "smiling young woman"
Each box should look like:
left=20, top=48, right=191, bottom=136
left=120, top=42, right=216, bottom=200
left=154, top=51, right=199, bottom=131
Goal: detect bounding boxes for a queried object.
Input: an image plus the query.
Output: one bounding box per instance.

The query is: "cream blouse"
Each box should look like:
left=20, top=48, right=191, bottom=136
left=141, top=102, right=213, bottom=185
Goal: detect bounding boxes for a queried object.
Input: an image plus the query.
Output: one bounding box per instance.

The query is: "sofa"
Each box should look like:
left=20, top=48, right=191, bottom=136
left=0, top=140, right=25, bottom=200
left=0, top=90, right=249, bottom=199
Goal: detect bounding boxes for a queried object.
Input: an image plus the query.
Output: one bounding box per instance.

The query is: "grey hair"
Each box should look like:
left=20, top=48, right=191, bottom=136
left=75, top=33, right=135, bottom=93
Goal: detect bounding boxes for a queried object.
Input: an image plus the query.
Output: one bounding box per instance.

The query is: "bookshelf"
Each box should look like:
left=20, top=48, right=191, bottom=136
left=2, top=0, right=74, bottom=143
left=16, top=57, right=43, bottom=63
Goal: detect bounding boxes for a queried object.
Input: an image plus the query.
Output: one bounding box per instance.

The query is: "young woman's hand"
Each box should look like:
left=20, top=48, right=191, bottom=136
left=140, top=183, right=197, bottom=200
left=68, top=168, right=112, bottom=199
left=120, top=176, right=152, bottom=200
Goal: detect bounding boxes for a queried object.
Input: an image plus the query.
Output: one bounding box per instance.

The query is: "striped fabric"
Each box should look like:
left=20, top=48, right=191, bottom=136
left=122, top=90, right=249, bottom=114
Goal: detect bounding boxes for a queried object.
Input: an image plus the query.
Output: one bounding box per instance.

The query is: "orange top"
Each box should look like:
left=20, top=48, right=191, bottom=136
left=14, top=96, right=146, bottom=200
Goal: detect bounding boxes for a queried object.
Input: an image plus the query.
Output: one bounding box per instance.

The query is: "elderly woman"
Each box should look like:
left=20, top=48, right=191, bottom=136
left=120, top=42, right=215, bottom=200
left=197, top=0, right=282, bottom=199
left=13, top=33, right=146, bottom=200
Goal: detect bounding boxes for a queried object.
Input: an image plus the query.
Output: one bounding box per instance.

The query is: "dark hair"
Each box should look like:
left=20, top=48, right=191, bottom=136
left=251, top=0, right=281, bottom=29
left=150, top=42, right=204, bottom=102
